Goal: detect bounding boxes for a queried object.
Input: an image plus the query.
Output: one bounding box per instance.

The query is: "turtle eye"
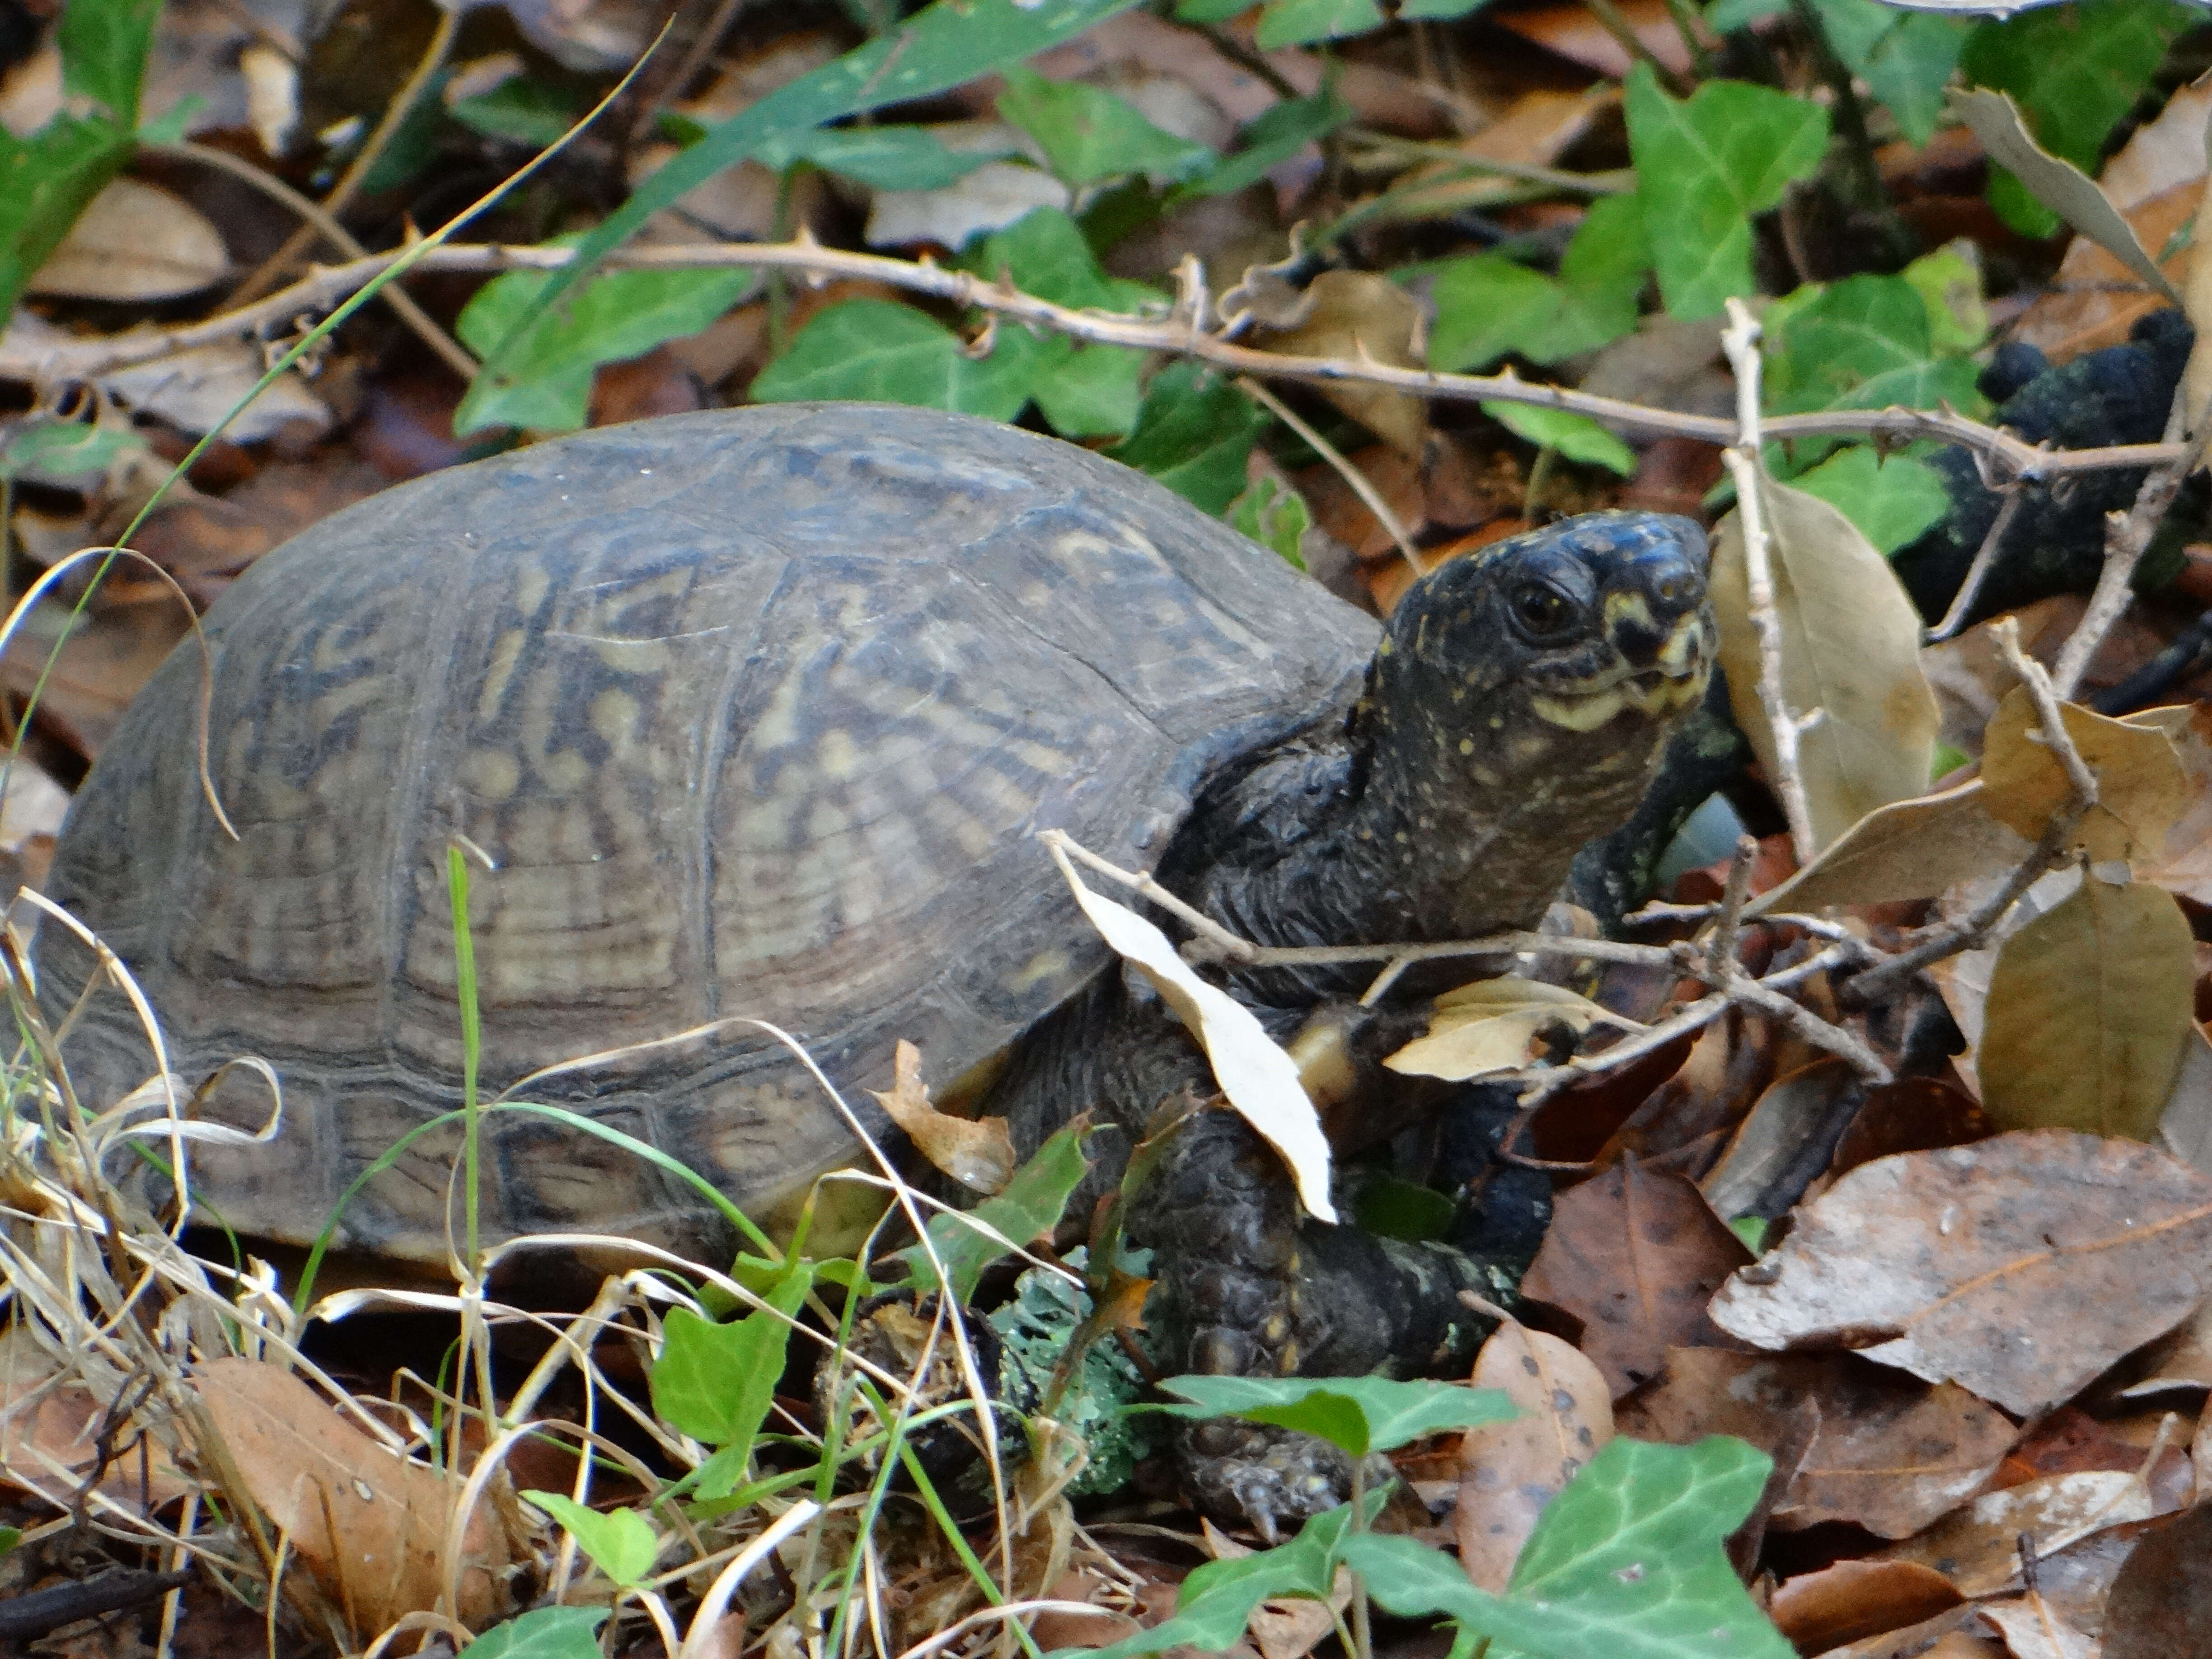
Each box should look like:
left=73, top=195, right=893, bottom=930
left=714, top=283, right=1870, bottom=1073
left=1509, top=581, right=1577, bottom=641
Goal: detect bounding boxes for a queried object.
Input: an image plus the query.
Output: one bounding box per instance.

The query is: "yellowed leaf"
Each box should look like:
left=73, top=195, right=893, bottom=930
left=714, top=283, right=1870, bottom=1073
left=1980, top=689, right=2189, bottom=863
left=1713, top=478, right=1939, bottom=852
left=1455, top=1323, right=1614, bottom=1592
left=870, top=1038, right=1015, bottom=1194
left=1048, top=844, right=1334, bottom=1222
left=1877, top=1470, right=2159, bottom=1597
left=1258, top=271, right=1429, bottom=456
left=195, top=1357, right=515, bottom=1637
left=1979, top=876, right=2195, bottom=1140
left=28, top=179, right=228, bottom=301
left=1384, top=977, right=1637, bottom=1081
left=1747, top=779, right=2033, bottom=916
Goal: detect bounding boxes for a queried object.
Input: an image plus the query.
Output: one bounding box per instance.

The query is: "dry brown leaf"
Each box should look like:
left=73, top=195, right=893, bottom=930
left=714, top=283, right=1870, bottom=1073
left=1925, top=864, right=2082, bottom=1098
left=1385, top=978, right=1636, bottom=1082
left=27, top=178, right=228, bottom=301
left=1708, top=1130, right=2212, bottom=1417
left=1494, top=0, right=1701, bottom=77
left=1256, top=271, right=1428, bottom=456
left=1616, top=1348, right=2017, bottom=1538
left=1877, top=1470, right=2162, bottom=1598
left=1701, top=1057, right=1865, bottom=1224
left=1454, top=1322, right=1614, bottom=1592
left=2137, top=701, right=2212, bottom=905
left=1747, top=780, right=2033, bottom=916
left=1713, top=478, right=1940, bottom=853
left=2114, top=1277, right=2212, bottom=1401
left=0, top=1332, right=192, bottom=1514
left=1979, top=689, right=2189, bottom=864
left=870, top=1038, right=1015, bottom=1195
left=1977, top=1595, right=2097, bottom=1659
left=1767, top=1560, right=1964, bottom=1655
left=1979, top=876, right=2195, bottom=1140
left=1829, top=1078, right=1994, bottom=1178
left=1519, top=1158, right=1750, bottom=1398
left=194, top=1357, right=515, bottom=1637
left=2101, top=1500, right=2212, bottom=1659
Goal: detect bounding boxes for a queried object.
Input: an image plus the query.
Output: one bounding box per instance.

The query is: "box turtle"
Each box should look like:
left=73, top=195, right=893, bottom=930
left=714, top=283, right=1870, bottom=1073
left=35, top=402, right=1712, bottom=1527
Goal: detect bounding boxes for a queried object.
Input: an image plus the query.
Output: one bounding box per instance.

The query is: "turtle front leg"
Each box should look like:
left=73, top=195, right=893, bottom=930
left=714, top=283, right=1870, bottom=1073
left=1133, top=1105, right=1532, bottom=1538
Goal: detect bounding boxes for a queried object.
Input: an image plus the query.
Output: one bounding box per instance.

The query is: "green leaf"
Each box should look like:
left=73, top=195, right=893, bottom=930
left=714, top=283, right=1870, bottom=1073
left=647, top=1265, right=811, bottom=1455
left=454, top=247, right=751, bottom=432
left=1175, top=0, right=1257, bottom=18
left=1788, top=446, right=1949, bottom=554
left=1762, top=273, right=1982, bottom=418
left=1033, top=339, right=1150, bottom=436
left=521, top=1493, right=660, bottom=1589
left=1623, top=65, right=1830, bottom=319
left=1354, top=1174, right=1457, bottom=1242
left=1706, top=0, right=1786, bottom=29
left=58, top=0, right=161, bottom=123
left=1056, top=1497, right=1374, bottom=1659
left=1154, top=1374, right=1516, bottom=1457
left=464, top=0, right=1145, bottom=431
left=450, top=78, right=583, bottom=148
left=1429, top=256, right=1566, bottom=372
left=1255, top=0, right=1387, bottom=48
left=1105, top=362, right=1272, bottom=515
left=757, top=124, right=1003, bottom=191
left=1342, top=1437, right=1790, bottom=1659
left=893, top=1117, right=1097, bottom=1302
left=998, top=66, right=1215, bottom=187
left=968, top=206, right=1155, bottom=310
left=1803, top=0, right=1968, bottom=149
left=1901, top=241, right=1988, bottom=356
left=1402, top=0, right=1493, bottom=16
left=1230, top=476, right=1312, bottom=569
left=468, top=1607, right=609, bottom=1659
left=0, top=1525, right=18, bottom=1557
left=1186, top=88, right=1354, bottom=198
left=0, top=418, right=146, bottom=480
left=0, top=116, right=134, bottom=319
left=1961, top=0, right=2196, bottom=237
left=749, top=298, right=1042, bottom=420
left=1483, top=402, right=1638, bottom=475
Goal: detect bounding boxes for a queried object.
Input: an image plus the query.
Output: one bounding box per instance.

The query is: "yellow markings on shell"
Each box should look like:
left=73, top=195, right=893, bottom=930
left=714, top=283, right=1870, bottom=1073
left=590, top=688, right=640, bottom=750
left=477, top=628, right=527, bottom=723
left=513, top=560, right=550, bottom=619
left=582, top=635, right=671, bottom=675
left=460, top=747, right=522, bottom=801
left=817, top=728, right=864, bottom=779
left=539, top=749, right=592, bottom=794
left=1007, top=945, right=1073, bottom=994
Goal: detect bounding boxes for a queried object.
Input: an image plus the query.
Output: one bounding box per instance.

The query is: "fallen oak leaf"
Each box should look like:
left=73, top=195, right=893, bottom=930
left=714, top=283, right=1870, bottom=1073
left=870, top=1037, right=1016, bottom=1194
left=1709, top=1131, right=2212, bottom=1417
left=1745, top=779, right=2032, bottom=916
left=1979, top=689, right=2188, bottom=863
left=1455, top=1321, right=1614, bottom=1592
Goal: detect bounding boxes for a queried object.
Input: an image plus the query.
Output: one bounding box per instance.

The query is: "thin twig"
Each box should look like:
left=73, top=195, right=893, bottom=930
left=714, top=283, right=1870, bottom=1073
left=1926, top=485, right=2025, bottom=642
left=1236, top=375, right=1425, bottom=578
left=5, top=240, right=2185, bottom=483
left=1718, top=298, right=1819, bottom=864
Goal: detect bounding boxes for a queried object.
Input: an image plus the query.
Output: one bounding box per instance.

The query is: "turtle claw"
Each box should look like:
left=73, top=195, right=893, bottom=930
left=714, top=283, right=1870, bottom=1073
left=1180, top=1418, right=1375, bottom=1542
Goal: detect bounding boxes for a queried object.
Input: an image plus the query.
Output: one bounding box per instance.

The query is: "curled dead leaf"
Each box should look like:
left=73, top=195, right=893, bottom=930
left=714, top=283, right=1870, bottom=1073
left=1255, top=271, right=1429, bottom=456
left=871, top=1038, right=1015, bottom=1194
left=1384, top=977, right=1638, bottom=1082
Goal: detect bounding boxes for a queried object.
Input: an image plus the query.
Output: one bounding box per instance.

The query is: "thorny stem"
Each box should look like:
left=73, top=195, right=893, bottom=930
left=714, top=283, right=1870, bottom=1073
left=1718, top=298, right=1821, bottom=866
left=7, top=240, right=2189, bottom=483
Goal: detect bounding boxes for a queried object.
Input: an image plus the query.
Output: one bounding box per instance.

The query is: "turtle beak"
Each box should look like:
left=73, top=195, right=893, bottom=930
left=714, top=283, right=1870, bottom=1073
left=1528, top=526, right=1712, bottom=732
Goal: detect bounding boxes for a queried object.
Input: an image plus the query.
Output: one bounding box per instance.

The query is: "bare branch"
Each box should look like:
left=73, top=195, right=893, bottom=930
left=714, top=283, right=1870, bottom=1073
left=1925, top=485, right=2025, bottom=642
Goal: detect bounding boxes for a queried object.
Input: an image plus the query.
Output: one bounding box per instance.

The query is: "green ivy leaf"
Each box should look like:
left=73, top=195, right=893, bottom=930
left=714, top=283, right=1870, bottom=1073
left=465, top=0, right=1146, bottom=431
left=1901, top=241, right=1988, bottom=356
left=893, top=1118, right=1097, bottom=1302
left=58, top=0, right=161, bottom=124
left=1033, top=340, right=1150, bottom=436
left=1105, top=362, right=1272, bottom=515
left=1154, top=1373, right=1516, bottom=1457
left=1961, top=0, right=2196, bottom=237
left=969, top=206, right=1155, bottom=311
left=1427, top=193, right=1649, bottom=372
left=1402, top=0, right=1494, bottom=16
left=1254, top=0, right=1387, bottom=47
left=1762, top=273, right=1981, bottom=418
left=1484, top=403, right=1638, bottom=475
left=449, top=78, right=584, bottom=148
left=468, top=1607, right=609, bottom=1659
left=757, top=124, right=1003, bottom=191
left=998, top=66, right=1216, bottom=187
left=1342, top=1437, right=1790, bottom=1659
left=1803, top=0, right=1968, bottom=149
left=647, top=1265, right=812, bottom=1456
left=0, top=117, right=134, bottom=319
left=748, top=298, right=1042, bottom=420
left=522, top=1493, right=661, bottom=1589
left=1623, top=65, right=1830, bottom=319
left=1790, top=446, right=1950, bottom=555
left=1186, top=87, right=1354, bottom=199
left=0, top=417, right=146, bottom=481
left=1230, top=476, right=1312, bottom=569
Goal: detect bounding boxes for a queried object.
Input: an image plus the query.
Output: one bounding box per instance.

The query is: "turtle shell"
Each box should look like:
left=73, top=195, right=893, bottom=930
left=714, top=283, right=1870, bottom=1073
left=37, top=403, right=1377, bottom=1261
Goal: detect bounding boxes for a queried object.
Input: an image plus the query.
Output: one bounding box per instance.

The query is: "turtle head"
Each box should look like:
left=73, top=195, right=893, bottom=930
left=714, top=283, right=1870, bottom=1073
left=1362, top=511, right=1714, bottom=808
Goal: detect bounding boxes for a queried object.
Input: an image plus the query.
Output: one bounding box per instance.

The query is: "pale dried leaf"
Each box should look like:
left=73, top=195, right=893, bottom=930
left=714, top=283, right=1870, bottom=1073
left=195, top=1357, right=514, bottom=1635
left=1258, top=271, right=1429, bottom=456
left=1713, top=478, right=1940, bottom=852
left=28, top=179, right=228, bottom=301
left=102, top=344, right=331, bottom=443
left=1709, top=1131, right=2212, bottom=1417
left=1877, top=1470, right=2159, bottom=1598
left=1980, top=689, right=2189, bottom=863
left=1385, top=978, right=1637, bottom=1082
left=1052, top=855, right=1333, bottom=1222
left=1455, top=1323, right=1613, bottom=1592
left=1948, top=89, right=2182, bottom=305
left=2158, top=1026, right=2212, bottom=1181
left=1979, top=876, right=2195, bottom=1140
left=870, top=1038, right=1015, bottom=1194
left=0, top=1331, right=192, bottom=1514
left=1978, top=1595, right=2096, bottom=1659
left=1748, top=780, right=2033, bottom=916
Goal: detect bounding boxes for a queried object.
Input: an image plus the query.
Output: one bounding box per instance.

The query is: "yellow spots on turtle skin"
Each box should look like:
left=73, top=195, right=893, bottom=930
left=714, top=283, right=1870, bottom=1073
left=1603, top=590, right=1656, bottom=634
left=817, top=728, right=864, bottom=779
left=1458, top=737, right=1475, bottom=755
left=460, top=747, right=522, bottom=801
